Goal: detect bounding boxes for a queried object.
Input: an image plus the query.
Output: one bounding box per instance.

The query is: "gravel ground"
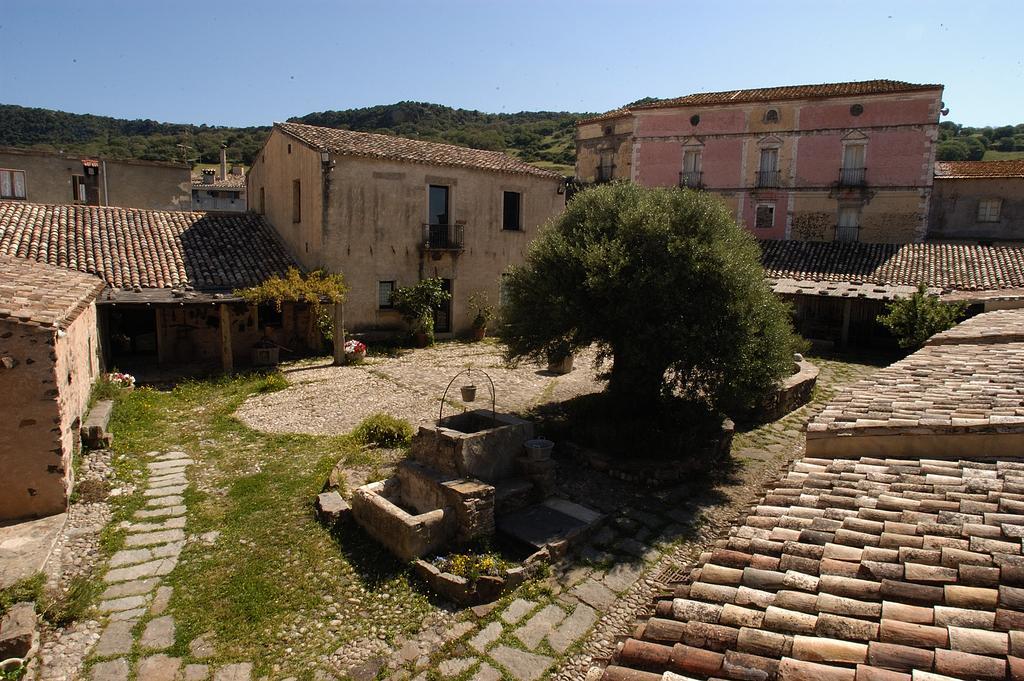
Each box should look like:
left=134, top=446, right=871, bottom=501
left=236, top=342, right=606, bottom=435
left=36, top=447, right=119, bottom=681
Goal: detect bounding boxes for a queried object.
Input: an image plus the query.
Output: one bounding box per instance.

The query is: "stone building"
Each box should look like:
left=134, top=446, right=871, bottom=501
left=0, top=147, right=191, bottom=211
left=929, top=160, right=1024, bottom=242
left=246, top=122, right=565, bottom=336
left=191, top=146, right=248, bottom=212
left=0, top=201, right=307, bottom=375
left=577, top=79, right=944, bottom=243
left=0, top=255, right=104, bottom=521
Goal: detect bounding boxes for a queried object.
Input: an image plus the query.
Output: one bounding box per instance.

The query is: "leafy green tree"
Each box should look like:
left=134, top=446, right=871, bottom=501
left=963, top=136, right=987, bottom=161
left=499, top=183, right=801, bottom=415
left=391, top=277, right=451, bottom=345
left=936, top=139, right=970, bottom=161
left=877, top=284, right=966, bottom=349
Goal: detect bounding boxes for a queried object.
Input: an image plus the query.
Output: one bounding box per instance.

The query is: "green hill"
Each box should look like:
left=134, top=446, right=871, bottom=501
left=0, top=101, right=583, bottom=175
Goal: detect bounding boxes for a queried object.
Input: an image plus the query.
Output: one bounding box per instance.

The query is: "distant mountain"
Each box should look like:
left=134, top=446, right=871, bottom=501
left=0, top=101, right=585, bottom=174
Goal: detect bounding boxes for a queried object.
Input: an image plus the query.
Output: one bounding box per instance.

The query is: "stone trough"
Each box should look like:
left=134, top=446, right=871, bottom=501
left=350, top=409, right=602, bottom=604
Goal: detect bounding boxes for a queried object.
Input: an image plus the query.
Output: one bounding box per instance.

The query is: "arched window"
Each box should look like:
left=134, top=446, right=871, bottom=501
left=763, top=109, right=780, bottom=123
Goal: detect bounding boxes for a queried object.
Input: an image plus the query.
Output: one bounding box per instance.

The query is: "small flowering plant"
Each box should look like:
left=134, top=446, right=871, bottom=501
left=106, top=372, right=136, bottom=389
left=344, top=339, right=367, bottom=355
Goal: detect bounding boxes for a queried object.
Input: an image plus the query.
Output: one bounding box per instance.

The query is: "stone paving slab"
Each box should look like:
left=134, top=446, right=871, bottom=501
left=184, top=664, right=210, bottom=681
left=146, top=495, right=186, bottom=508
left=98, top=595, right=148, bottom=612
left=104, top=557, right=178, bottom=583
left=515, top=604, right=566, bottom=650
left=501, top=599, right=537, bottom=625
left=91, top=658, right=130, bottom=681
left=134, top=506, right=187, bottom=519
left=469, top=621, right=503, bottom=653
left=547, top=604, right=597, bottom=654
left=570, top=580, right=616, bottom=610
left=101, top=578, right=160, bottom=600
left=213, top=662, right=253, bottom=681
left=93, top=620, right=136, bottom=657
left=137, top=654, right=181, bottom=681
left=0, top=511, right=66, bottom=589
left=490, top=645, right=553, bottom=681
left=140, top=615, right=175, bottom=650
left=124, top=529, right=186, bottom=547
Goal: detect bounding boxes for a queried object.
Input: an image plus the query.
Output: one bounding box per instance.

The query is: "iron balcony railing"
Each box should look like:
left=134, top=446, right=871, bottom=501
left=596, top=164, right=616, bottom=183
left=836, top=225, right=860, bottom=242
left=422, top=223, right=464, bottom=251
left=679, top=170, right=704, bottom=188
left=755, top=170, right=781, bottom=188
left=838, top=166, right=867, bottom=187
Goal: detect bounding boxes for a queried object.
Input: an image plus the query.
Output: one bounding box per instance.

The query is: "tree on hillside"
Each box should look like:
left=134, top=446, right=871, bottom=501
left=498, top=182, right=801, bottom=416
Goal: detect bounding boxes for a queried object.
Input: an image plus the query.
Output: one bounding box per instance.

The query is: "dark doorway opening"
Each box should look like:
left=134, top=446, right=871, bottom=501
left=108, top=307, right=158, bottom=363
left=433, top=279, right=452, bottom=334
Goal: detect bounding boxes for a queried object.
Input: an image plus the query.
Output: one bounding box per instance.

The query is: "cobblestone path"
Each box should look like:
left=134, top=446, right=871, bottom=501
left=87, top=451, right=252, bottom=681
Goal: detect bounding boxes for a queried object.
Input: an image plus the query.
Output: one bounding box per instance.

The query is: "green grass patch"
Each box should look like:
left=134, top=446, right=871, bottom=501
left=0, top=573, right=45, bottom=617
left=100, top=370, right=435, bottom=676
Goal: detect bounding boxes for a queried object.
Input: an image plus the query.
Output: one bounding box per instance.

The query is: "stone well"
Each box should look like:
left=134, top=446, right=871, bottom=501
left=351, top=410, right=554, bottom=562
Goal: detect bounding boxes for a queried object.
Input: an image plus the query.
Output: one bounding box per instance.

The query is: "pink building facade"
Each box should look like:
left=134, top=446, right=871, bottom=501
left=576, top=80, right=944, bottom=243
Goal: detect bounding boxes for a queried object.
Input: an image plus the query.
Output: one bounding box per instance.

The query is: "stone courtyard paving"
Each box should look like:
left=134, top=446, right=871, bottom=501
left=235, top=341, right=605, bottom=435
left=29, top=347, right=883, bottom=681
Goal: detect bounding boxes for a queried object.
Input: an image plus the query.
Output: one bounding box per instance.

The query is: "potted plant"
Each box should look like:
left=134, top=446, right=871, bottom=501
left=468, top=292, right=495, bottom=342
left=391, top=278, right=451, bottom=348
left=546, top=341, right=574, bottom=375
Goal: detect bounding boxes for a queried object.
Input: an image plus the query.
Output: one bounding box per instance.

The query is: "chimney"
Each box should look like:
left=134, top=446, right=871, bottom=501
left=219, top=145, right=227, bottom=181
left=202, top=169, right=216, bottom=185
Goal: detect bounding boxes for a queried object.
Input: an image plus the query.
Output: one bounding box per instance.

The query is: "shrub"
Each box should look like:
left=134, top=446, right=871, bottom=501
left=468, top=292, right=495, bottom=330
left=391, top=278, right=451, bottom=344
left=352, top=413, right=414, bottom=448
left=877, top=283, right=967, bottom=349
left=433, top=551, right=510, bottom=582
left=499, top=182, right=801, bottom=418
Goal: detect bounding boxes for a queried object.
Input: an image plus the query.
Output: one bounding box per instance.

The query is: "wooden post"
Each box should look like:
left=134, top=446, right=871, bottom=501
left=220, top=303, right=234, bottom=373
left=332, top=303, right=346, bottom=366
left=155, top=308, right=173, bottom=365
left=840, top=299, right=852, bottom=348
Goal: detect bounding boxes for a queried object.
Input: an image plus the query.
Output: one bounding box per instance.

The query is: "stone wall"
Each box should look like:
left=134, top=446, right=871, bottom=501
left=0, top=302, right=98, bottom=520
left=0, top=149, right=190, bottom=211
left=929, top=176, right=1024, bottom=242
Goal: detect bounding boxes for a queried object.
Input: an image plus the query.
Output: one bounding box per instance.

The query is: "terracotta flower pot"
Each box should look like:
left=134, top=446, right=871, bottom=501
left=547, top=355, right=574, bottom=375
left=460, top=385, right=478, bottom=402
left=471, top=326, right=486, bottom=341
left=413, top=331, right=429, bottom=348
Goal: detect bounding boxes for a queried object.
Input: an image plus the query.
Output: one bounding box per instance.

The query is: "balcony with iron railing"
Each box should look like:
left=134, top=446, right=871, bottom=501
left=755, top=169, right=781, bottom=188
left=835, top=225, right=860, bottom=242
left=679, top=170, right=704, bottom=189
left=838, top=166, right=867, bottom=187
left=422, top=223, right=464, bottom=251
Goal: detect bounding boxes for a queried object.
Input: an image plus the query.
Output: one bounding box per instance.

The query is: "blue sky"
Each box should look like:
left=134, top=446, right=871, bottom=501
left=1, top=1, right=1020, bottom=127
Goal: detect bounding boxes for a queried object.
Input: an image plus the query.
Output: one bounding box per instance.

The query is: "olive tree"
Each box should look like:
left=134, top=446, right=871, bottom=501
left=499, top=183, right=800, bottom=416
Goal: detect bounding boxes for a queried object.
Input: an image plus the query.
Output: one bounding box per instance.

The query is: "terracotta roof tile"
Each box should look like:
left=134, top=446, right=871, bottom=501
left=0, top=201, right=297, bottom=291
left=191, top=173, right=247, bottom=190
left=935, top=160, right=1024, bottom=179
left=0, top=254, right=103, bottom=329
left=760, top=240, right=1024, bottom=293
left=580, top=79, right=942, bottom=124
left=277, top=122, right=563, bottom=179
left=605, top=445, right=1024, bottom=681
